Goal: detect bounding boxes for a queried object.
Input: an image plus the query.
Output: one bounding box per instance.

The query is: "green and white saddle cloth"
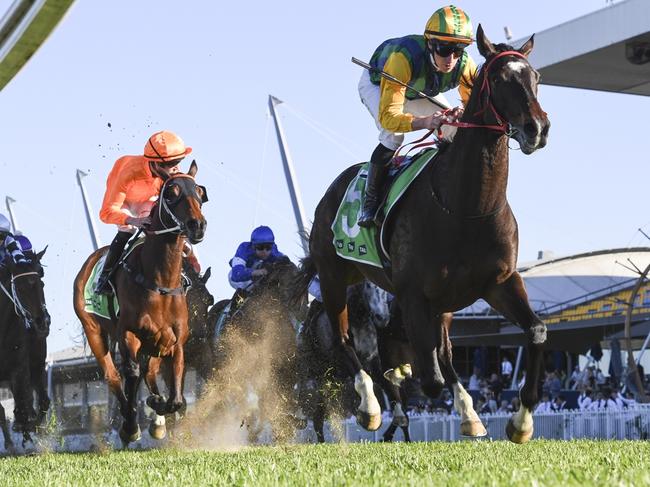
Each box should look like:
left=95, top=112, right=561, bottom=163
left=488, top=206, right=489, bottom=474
left=83, top=237, right=144, bottom=319
left=84, top=254, right=119, bottom=319
left=331, top=147, right=438, bottom=267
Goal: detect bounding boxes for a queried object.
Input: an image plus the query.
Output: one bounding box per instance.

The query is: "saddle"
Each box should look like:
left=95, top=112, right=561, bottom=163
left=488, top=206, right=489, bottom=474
left=331, top=147, right=439, bottom=268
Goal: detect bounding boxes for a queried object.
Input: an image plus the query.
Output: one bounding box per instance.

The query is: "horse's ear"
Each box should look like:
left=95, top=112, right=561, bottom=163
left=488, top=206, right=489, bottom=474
left=476, top=24, right=496, bottom=59
left=518, top=34, right=535, bottom=57
left=188, top=159, right=198, bottom=177
left=36, top=245, right=48, bottom=261
left=201, top=267, right=212, bottom=284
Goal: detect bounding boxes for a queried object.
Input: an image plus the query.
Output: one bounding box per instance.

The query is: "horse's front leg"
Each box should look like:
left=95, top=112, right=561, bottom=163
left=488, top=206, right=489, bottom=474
left=118, top=330, right=143, bottom=445
left=166, top=342, right=186, bottom=416
left=32, top=367, right=50, bottom=426
left=435, top=312, right=487, bottom=437
left=143, top=357, right=167, bottom=440
left=485, top=271, right=546, bottom=444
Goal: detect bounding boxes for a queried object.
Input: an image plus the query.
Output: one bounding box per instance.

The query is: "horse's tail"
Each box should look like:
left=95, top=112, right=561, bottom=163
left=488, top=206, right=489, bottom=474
left=289, top=254, right=316, bottom=309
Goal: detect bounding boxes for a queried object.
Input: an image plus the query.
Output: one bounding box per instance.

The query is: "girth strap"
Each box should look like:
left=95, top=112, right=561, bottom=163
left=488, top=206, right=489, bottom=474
left=121, top=261, right=188, bottom=296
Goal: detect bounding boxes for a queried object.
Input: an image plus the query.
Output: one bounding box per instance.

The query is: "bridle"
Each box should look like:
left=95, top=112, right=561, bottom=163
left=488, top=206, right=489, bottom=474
left=0, top=270, right=45, bottom=329
left=394, top=50, right=529, bottom=162
left=149, top=174, right=203, bottom=236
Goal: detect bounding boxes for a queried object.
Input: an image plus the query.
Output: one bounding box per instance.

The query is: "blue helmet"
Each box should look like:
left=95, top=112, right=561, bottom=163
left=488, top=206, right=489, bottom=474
left=250, top=225, right=275, bottom=245
left=15, top=235, right=32, bottom=252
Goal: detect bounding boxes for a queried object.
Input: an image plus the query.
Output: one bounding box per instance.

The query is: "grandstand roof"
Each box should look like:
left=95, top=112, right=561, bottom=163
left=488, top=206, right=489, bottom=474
left=515, top=0, right=650, bottom=96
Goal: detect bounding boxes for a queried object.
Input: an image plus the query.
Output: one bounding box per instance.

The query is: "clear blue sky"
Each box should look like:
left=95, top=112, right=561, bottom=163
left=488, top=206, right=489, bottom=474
left=0, top=1, right=648, bottom=353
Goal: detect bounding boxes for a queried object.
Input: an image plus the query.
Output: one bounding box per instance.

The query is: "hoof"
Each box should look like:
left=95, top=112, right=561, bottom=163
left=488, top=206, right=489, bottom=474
left=148, top=422, right=167, bottom=441
left=505, top=417, right=533, bottom=444
left=356, top=410, right=382, bottom=431
left=146, top=395, right=167, bottom=415
left=460, top=420, right=487, bottom=437
left=119, top=425, right=142, bottom=445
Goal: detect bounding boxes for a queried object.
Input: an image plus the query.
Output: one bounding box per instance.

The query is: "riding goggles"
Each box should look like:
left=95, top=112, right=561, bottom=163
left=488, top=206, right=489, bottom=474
left=428, top=40, right=466, bottom=58
left=254, top=244, right=273, bottom=251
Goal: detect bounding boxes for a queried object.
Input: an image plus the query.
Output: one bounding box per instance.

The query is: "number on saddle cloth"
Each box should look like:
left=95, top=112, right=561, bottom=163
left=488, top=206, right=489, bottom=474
left=331, top=147, right=438, bottom=268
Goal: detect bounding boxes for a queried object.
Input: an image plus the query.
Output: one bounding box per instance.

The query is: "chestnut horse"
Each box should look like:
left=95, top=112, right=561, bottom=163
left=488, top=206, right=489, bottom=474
left=73, top=162, right=207, bottom=445
left=0, top=249, right=50, bottom=451
left=292, top=26, right=550, bottom=443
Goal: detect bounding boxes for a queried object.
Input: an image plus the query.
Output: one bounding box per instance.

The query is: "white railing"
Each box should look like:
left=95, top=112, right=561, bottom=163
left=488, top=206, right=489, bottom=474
left=296, top=405, right=650, bottom=443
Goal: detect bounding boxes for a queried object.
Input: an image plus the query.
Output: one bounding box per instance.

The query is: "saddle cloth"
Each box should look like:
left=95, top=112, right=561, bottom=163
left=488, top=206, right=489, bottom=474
left=331, top=147, right=438, bottom=267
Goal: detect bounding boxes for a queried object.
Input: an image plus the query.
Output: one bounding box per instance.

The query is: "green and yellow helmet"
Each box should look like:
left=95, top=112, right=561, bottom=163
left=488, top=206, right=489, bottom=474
left=424, top=5, right=473, bottom=45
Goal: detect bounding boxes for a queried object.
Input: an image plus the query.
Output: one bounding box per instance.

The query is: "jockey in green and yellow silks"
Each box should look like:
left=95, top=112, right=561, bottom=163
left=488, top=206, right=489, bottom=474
left=358, top=5, right=478, bottom=227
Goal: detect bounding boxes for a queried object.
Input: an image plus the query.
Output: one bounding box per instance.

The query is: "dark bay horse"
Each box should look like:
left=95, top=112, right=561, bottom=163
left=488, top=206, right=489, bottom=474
left=298, top=281, right=415, bottom=442
left=212, top=257, right=307, bottom=443
left=0, top=249, right=50, bottom=450
left=292, top=26, right=550, bottom=443
left=73, top=162, right=207, bottom=445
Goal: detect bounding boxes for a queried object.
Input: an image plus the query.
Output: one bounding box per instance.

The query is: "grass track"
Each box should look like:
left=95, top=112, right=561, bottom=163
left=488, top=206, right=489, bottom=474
left=1, top=440, right=649, bottom=486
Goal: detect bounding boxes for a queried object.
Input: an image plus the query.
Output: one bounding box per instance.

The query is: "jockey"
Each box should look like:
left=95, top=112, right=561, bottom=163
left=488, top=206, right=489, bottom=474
left=0, top=213, right=29, bottom=267
left=357, top=5, right=478, bottom=227
left=94, top=130, right=193, bottom=294
left=228, top=225, right=286, bottom=291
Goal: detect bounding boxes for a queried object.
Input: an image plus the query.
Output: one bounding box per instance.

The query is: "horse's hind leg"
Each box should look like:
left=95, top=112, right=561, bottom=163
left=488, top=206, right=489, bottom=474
left=0, top=402, right=14, bottom=452
left=485, top=272, right=546, bottom=444
left=319, top=271, right=381, bottom=431
left=436, top=313, right=486, bottom=437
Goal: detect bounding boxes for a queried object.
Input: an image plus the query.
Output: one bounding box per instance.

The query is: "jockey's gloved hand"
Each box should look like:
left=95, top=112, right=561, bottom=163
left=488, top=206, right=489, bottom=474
left=251, top=268, right=268, bottom=278
left=125, top=216, right=152, bottom=228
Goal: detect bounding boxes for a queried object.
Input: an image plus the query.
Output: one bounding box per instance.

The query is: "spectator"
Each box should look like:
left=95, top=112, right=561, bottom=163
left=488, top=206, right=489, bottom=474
left=468, top=367, right=481, bottom=391
left=569, top=365, right=581, bottom=389
left=622, top=391, right=637, bottom=408
left=488, top=373, right=503, bottom=398
left=595, top=368, right=606, bottom=387
left=551, top=395, right=567, bottom=412
left=497, top=400, right=510, bottom=413
left=485, top=390, right=498, bottom=414
left=477, top=397, right=491, bottom=415
left=534, top=393, right=553, bottom=413
left=607, top=389, right=624, bottom=410
left=578, top=388, right=593, bottom=411
left=501, top=355, right=513, bottom=384
left=517, top=370, right=527, bottom=390
left=549, top=371, right=562, bottom=397
left=589, top=392, right=609, bottom=411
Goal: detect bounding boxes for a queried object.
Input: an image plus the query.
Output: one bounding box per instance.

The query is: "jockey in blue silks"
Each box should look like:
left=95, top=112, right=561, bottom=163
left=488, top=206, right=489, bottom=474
left=0, top=213, right=29, bottom=268
left=228, top=225, right=286, bottom=291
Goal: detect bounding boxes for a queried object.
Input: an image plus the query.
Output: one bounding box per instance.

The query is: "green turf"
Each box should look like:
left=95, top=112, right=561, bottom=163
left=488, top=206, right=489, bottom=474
left=1, top=440, right=649, bottom=486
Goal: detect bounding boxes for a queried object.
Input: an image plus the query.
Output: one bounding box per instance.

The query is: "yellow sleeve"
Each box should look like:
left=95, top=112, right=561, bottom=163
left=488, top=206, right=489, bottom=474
left=458, top=54, right=478, bottom=107
left=378, top=52, right=415, bottom=133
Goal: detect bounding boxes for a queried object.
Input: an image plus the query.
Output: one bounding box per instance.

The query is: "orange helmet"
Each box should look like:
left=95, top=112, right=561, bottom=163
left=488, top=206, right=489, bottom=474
left=424, top=5, right=473, bottom=45
left=144, top=130, right=192, bottom=164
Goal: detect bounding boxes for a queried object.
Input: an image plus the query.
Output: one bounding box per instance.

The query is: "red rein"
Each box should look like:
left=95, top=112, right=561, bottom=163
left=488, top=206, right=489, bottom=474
left=393, top=50, right=527, bottom=165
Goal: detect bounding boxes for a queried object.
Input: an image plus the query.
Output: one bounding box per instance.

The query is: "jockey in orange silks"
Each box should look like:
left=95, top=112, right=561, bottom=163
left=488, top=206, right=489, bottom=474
left=95, top=130, right=198, bottom=294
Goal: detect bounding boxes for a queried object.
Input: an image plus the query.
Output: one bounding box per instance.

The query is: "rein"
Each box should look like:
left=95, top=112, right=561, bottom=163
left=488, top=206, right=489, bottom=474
left=0, top=271, right=41, bottom=327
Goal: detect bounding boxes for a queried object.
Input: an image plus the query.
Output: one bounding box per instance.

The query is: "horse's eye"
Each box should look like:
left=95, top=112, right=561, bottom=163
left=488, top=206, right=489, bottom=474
left=164, top=184, right=181, bottom=202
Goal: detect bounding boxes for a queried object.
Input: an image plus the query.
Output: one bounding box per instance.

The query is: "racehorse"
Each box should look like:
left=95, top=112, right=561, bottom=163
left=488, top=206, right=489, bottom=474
left=298, top=281, right=415, bottom=442
left=73, top=162, right=207, bottom=445
left=183, top=263, right=215, bottom=385
left=291, top=26, right=550, bottom=444
left=0, top=249, right=50, bottom=450
left=212, top=256, right=307, bottom=443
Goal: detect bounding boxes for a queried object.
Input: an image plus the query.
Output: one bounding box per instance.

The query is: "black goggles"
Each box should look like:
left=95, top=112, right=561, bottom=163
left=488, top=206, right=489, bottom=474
left=428, top=41, right=466, bottom=58
left=254, top=243, right=272, bottom=251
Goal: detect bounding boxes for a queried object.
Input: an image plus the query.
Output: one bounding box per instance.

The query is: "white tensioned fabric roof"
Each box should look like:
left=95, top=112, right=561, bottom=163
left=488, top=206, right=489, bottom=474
left=457, top=247, right=650, bottom=317
left=514, top=0, right=650, bottom=95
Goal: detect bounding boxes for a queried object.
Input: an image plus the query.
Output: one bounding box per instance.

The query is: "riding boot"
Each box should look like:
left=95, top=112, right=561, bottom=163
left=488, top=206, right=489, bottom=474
left=95, top=231, right=132, bottom=295
left=358, top=143, right=395, bottom=228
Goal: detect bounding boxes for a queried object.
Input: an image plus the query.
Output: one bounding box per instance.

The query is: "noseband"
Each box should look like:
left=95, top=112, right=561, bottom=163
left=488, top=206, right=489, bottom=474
left=0, top=271, right=44, bottom=329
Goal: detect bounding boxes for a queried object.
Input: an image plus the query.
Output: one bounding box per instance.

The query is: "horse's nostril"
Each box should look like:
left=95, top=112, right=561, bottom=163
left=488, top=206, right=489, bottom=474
left=524, top=122, right=538, bottom=137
